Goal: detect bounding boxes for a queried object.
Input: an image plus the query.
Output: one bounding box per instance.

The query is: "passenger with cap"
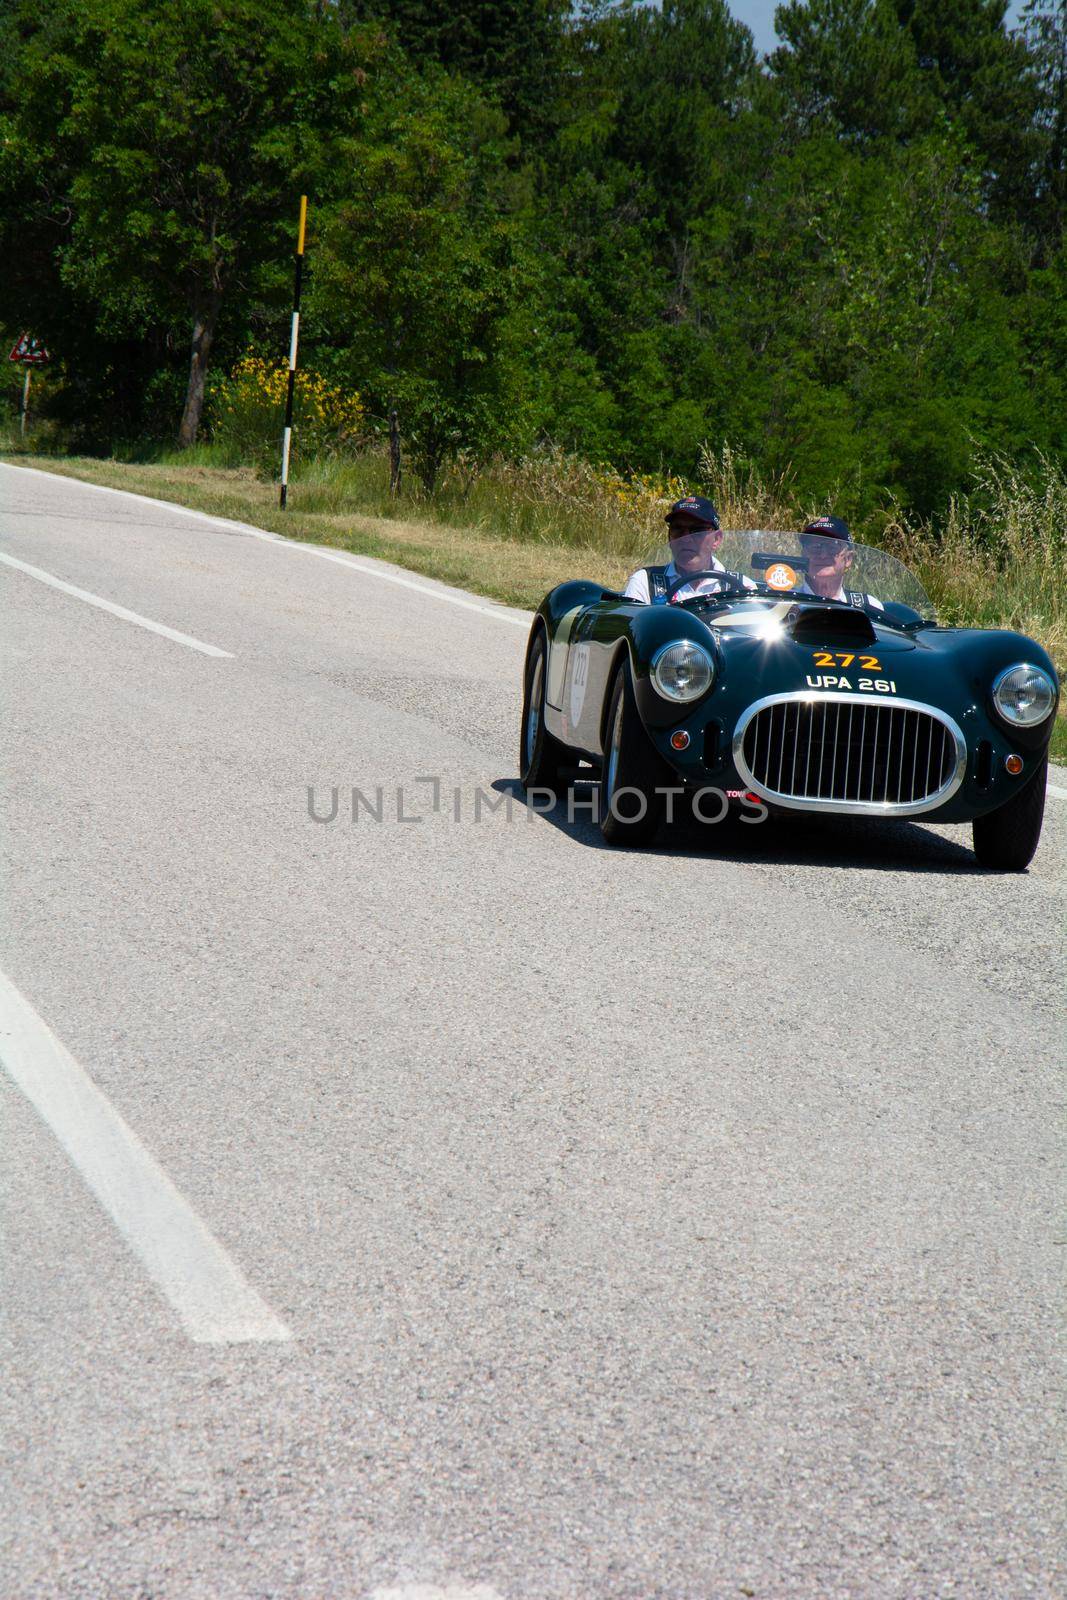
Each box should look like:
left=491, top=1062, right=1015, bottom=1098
left=623, top=495, right=755, bottom=603
left=796, top=516, right=882, bottom=610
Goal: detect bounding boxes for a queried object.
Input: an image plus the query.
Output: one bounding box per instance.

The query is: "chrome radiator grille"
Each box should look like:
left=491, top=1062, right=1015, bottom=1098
left=734, top=694, right=966, bottom=814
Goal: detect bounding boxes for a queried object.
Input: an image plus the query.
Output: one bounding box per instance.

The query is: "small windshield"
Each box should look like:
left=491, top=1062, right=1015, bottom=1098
left=641, top=529, right=935, bottom=617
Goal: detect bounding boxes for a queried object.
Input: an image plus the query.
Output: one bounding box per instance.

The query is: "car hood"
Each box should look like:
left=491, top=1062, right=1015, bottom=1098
left=703, top=605, right=1053, bottom=709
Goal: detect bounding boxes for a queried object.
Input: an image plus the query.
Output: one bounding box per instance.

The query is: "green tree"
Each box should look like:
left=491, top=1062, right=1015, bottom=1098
left=0, top=0, right=377, bottom=448
left=1022, top=0, right=1067, bottom=248
left=312, top=79, right=540, bottom=489
left=894, top=0, right=1041, bottom=215
left=770, top=0, right=927, bottom=142
left=772, top=1, right=1041, bottom=215
left=335, top=0, right=569, bottom=136
left=1, top=0, right=1063, bottom=523
left=529, top=0, right=763, bottom=467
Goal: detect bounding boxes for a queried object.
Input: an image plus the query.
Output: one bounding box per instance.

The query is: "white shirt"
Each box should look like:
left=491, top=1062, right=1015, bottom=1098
left=623, top=558, right=756, bottom=604
left=796, top=579, right=883, bottom=610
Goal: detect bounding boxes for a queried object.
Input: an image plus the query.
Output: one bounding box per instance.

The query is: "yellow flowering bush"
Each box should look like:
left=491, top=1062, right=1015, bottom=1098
left=207, top=354, right=365, bottom=466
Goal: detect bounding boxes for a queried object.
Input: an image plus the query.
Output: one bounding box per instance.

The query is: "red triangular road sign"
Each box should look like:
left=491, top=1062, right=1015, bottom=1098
left=9, top=333, right=50, bottom=365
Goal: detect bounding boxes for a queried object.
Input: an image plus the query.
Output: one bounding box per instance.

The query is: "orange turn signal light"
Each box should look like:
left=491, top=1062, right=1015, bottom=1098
left=671, top=730, right=690, bottom=751
left=1005, top=753, right=1024, bottom=775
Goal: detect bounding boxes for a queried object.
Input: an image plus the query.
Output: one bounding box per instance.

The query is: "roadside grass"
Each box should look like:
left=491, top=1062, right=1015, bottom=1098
left=5, top=443, right=1065, bottom=763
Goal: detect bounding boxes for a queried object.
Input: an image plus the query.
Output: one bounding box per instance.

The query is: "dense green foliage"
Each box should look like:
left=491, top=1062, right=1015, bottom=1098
left=1, top=0, right=1064, bottom=518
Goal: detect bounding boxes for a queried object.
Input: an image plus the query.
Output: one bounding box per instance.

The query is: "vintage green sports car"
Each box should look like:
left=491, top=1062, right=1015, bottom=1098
left=519, top=531, right=1058, bottom=870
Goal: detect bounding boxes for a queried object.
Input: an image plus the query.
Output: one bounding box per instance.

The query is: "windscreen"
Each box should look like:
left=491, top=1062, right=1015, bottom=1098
left=641, top=530, right=935, bottom=616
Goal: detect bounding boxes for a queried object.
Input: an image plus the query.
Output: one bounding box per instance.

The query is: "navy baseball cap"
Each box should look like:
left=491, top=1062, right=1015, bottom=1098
left=665, top=495, right=720, bottom=531
left=800, top=514, right=853, bottom=543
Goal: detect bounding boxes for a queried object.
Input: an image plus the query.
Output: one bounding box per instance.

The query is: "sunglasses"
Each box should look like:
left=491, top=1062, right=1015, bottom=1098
left=801, top=538, right=849, bottom=557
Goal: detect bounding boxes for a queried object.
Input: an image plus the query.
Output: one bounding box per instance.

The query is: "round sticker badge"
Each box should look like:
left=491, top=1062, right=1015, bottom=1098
left=765, top=562, right=798, bottom=591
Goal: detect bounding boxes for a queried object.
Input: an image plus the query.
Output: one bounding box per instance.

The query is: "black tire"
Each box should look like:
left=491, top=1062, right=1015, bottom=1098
left=599, top=661, right=674, bottom=846
left=972, top=756, right=1047, bottom=872
left=520, top=629, right=567, bottom=797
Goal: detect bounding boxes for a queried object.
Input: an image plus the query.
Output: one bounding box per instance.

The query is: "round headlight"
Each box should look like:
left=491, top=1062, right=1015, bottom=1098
left=651, top=640, right=715, bottom=702
left=992, top=663, right=1058, bottom=727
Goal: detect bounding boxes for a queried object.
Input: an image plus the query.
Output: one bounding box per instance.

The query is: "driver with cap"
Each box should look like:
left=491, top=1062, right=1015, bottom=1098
left=623, top=495, right=754, bottom=603
left=797, top=515, right=882, bottom=610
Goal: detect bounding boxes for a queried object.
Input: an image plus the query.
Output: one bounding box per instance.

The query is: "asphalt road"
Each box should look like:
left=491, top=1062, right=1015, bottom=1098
left=1, top=461, right=1063, bottom=1600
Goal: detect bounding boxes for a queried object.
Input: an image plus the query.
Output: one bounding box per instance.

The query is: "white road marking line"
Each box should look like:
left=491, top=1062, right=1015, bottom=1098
left=0, top=969, right=291, bottom=1345
left=0, top=549, right=233, bottom=658
left=1, top=461, right=532, bottom=629
left=1047, top=782, right=1067, bottom=801
left=371, top=1587, right=505, bottom=1600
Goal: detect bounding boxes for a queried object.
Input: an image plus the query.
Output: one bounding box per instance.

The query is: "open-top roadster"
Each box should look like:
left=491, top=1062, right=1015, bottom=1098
left=519, top=532, right=1058, bottom=870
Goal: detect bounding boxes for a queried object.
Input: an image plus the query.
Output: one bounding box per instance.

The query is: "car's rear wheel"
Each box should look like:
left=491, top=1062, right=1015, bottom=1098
left=520, top=629, right=567, bottom=797
left=971, top=756, right=1047, bottom=871
left=599, top=661, right=673, bottom=846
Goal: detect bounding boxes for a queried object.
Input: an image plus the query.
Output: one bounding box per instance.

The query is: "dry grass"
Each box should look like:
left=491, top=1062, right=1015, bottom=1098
left=887, top=453, right=1067, bottom=672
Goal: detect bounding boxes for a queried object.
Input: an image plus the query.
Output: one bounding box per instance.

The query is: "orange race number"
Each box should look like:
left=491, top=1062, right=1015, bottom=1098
left=812, top=651, right=881, bottom=671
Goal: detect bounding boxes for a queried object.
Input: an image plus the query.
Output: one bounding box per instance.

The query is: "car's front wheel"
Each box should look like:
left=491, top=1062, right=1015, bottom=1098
left=520, top=629, right=567, bottom=797
left=971, top=756, right=1047, bottom=871
left=599, top=662, right=674, bottom=846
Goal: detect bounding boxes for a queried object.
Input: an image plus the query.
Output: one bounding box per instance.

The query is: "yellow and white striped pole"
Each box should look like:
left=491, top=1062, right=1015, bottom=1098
left=280, top=194, right=307, bottom=509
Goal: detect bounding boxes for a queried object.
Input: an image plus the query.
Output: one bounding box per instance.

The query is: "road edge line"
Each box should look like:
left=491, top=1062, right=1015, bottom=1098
left=0, top=549, right=234, bottom=658
left=0, top=460, right=533, bottom=630
left=0, top=969, right=292, bottom=1345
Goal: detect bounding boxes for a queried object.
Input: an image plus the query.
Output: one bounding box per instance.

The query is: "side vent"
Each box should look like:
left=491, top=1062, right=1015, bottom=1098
left=703, top=720, right=721, bottom=768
